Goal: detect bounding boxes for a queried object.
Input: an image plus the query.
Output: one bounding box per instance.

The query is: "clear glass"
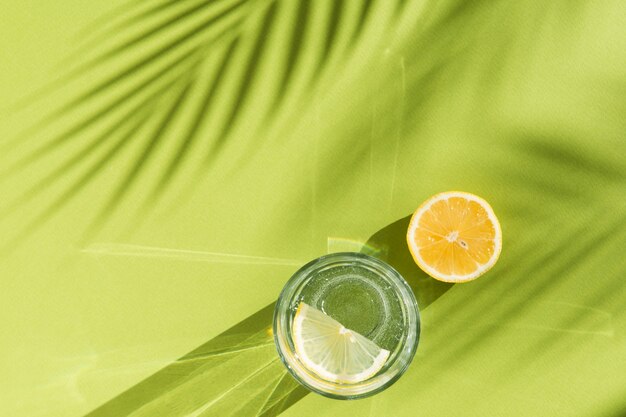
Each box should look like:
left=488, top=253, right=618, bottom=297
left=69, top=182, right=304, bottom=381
left=273, top=252, right=420, bottom=399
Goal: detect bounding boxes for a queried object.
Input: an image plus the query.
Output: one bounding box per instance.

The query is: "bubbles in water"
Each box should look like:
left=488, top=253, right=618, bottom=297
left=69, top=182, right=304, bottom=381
left=297, top=264, right=405, bottom=352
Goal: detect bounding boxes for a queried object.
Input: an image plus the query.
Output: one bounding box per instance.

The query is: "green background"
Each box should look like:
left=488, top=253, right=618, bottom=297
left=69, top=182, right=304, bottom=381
left=1, top=0, right=625, bottom=416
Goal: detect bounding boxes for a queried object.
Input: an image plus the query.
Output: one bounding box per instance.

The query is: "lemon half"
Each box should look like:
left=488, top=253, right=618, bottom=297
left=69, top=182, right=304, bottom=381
left=407, top=191, right=502, bottom=283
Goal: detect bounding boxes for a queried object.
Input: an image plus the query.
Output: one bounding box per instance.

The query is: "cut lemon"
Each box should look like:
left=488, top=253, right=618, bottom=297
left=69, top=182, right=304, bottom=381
left=406, top=191, right=502, bottom=283
left=292, top=302, right=390, bottom=384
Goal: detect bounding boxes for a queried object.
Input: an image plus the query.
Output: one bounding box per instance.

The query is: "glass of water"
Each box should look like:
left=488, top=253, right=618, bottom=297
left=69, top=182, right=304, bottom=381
left=273, top=252, right=420, bottom=399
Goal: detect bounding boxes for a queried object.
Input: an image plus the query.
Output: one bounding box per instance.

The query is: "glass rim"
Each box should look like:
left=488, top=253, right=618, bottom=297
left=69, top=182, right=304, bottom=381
left=273, top=252, right=420, bottom=400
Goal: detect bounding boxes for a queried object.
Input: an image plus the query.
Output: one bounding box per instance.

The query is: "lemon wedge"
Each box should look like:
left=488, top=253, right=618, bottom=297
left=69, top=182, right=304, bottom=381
left=292, top=302, right=390, bottom=383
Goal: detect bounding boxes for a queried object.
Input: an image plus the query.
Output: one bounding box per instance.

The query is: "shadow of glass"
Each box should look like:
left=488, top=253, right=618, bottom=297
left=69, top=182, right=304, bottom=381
left=363, top=215, right=454, bottom=310
left=84, top=215, right=451, bottom=416
left=85, top=303, right=308, bottom=417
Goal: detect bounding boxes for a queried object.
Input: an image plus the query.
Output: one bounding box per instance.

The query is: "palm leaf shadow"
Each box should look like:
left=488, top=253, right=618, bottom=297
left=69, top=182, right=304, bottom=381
left=82, top=216, right=451, bottom=416
left=2, top=0, right=389, bottom=244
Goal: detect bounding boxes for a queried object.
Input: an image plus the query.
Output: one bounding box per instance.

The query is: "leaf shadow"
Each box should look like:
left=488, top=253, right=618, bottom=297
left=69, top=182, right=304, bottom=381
left=2, top=0, right=393, bottom=246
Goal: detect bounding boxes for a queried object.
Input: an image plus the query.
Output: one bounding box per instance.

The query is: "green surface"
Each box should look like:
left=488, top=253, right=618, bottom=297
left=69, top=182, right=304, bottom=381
left=1, top=0, right=625, bottom=416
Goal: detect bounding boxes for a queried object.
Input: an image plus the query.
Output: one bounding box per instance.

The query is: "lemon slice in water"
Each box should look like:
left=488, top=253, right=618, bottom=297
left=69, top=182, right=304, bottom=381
left=292, top=302, right=390, bottom=383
